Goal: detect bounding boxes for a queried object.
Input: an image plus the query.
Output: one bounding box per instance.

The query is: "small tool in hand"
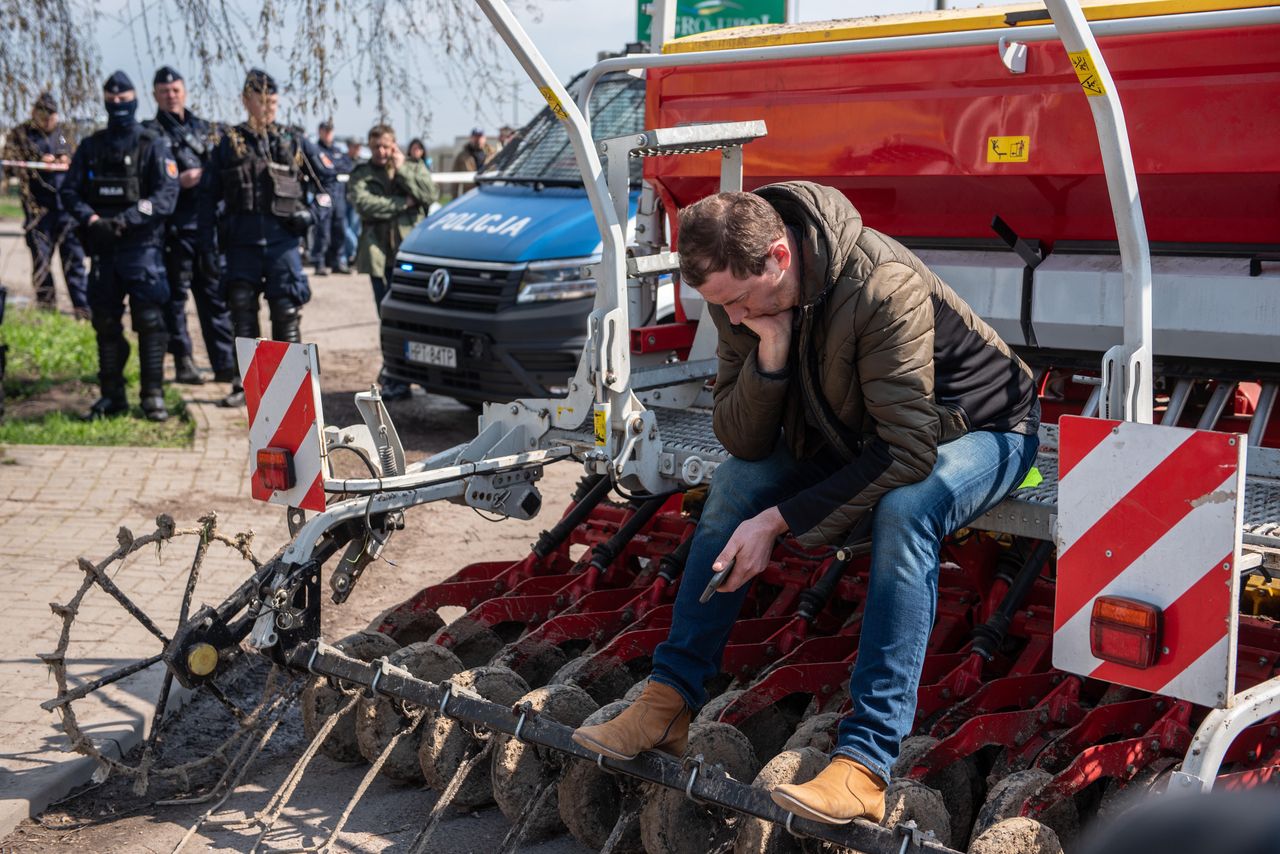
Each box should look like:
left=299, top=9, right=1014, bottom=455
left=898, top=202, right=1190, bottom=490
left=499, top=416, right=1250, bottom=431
left=699, top=558, right=735, bottom=604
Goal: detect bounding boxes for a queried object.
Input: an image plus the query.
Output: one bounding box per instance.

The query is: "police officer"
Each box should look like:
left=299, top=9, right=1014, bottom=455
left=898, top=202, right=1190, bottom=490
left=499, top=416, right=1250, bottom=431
left=309, top=119, right=352, bottom=275
left=342, top=137, right=364, bottom=263
left=200, top=69, right=315, bottom=408
left=145, top=65, right=237, bottom=384
left=62, top=71, right=179, bottom=422
left=2, top=93, right=89, bottom=317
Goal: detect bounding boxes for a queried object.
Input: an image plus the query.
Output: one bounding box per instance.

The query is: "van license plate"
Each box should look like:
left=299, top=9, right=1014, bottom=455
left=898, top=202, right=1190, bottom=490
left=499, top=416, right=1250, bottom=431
left=404, top=341, right=457, bottom=369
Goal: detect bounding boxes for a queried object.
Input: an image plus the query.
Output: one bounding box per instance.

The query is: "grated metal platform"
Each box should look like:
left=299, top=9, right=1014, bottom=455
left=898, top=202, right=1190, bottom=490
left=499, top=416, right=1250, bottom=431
left=553, top=407, right=1280, bottom=551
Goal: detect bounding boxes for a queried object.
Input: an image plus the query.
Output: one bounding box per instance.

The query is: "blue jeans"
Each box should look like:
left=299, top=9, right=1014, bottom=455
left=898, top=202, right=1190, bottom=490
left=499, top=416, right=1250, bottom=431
left=649, top=428, right=1039, bottom=784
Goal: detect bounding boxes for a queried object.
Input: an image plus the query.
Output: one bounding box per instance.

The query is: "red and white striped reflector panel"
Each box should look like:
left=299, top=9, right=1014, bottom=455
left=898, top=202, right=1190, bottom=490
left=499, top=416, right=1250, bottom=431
left=237, top=338, right=328, bottom=512
left=1053, top=416, right=1246, bottom=709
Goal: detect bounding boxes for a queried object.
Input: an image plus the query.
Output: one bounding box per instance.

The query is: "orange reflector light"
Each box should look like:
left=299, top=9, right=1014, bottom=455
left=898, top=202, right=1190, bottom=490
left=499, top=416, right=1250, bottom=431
left=1090, top=595, right=1162, bottom=669
left=257, top=447, right=296, bottom=491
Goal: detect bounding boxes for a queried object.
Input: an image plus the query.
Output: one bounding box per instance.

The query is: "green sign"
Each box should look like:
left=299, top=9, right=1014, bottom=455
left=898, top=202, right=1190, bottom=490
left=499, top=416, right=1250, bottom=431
left=637, top=0, right=788, bottom=44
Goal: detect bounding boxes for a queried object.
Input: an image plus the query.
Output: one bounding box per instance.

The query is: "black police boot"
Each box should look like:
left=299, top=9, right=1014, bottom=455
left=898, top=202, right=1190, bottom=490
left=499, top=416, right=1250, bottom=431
left=174, top=354, right=205, bottom=385
left=134, top=304, right=170, bottom=422
left=268, top=298, right=302, bottom=344
left=313, top=264, right=330, bottom=277
left=220, top=281, right=259, bottom=408
left=220, top=381, right=246, bottom=408
left=86, top=316, right=129, bottom=420
left=379, top=368, right=412, bottom=402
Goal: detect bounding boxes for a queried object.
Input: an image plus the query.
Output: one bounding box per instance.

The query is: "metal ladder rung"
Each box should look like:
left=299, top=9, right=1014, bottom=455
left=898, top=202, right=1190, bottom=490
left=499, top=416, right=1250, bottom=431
left=621, top=121, right=767, bottom=158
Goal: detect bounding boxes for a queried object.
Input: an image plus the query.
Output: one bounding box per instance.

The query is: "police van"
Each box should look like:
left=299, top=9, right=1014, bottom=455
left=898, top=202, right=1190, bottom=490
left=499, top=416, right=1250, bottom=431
left=380, top=69, right=680, bottom=407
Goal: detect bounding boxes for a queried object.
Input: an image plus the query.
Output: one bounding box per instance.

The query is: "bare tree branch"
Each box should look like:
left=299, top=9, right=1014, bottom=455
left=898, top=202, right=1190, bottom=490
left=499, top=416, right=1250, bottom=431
left=2, top=0, right=541, bottom=135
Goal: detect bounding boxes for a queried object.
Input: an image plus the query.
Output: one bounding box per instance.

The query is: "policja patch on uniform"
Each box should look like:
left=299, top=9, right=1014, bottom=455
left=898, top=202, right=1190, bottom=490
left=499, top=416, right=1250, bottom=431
left=165, top=158, right=179, bottom=179
left=138, top=199, right=153, bottom=216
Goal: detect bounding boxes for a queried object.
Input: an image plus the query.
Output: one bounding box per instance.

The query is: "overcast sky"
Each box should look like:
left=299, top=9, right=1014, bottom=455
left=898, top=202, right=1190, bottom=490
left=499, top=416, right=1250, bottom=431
left=95, top=0, right=979, bottom=146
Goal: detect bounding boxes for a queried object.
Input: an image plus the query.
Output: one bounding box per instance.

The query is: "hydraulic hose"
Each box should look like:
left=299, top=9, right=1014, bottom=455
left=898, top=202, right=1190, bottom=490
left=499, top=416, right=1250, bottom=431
left=588, top=491, right=676, bottom=574
left=970, top=539, right=1055, bottom=660
left=531, top=473, right=614, bottom=559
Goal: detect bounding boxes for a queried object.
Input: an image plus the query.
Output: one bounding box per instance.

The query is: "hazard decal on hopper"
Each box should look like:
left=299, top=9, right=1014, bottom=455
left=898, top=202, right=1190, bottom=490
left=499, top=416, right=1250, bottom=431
left=237, top=338, right=328, bottom=512
left=1053, top=416, right=1246, bottom=709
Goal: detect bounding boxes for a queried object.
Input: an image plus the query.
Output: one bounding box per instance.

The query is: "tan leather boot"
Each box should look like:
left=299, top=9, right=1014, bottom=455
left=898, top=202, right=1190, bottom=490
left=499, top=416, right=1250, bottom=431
left=770, top=756, right=887, bottom=825
left=571, top=680, right=690, bottom=760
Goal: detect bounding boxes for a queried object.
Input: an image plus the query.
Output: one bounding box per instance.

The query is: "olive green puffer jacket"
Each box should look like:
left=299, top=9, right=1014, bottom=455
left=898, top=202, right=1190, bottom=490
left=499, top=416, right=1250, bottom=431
left=348, top=159, right=438, bottom=281
left=708, top=181, right=1037, bottom=545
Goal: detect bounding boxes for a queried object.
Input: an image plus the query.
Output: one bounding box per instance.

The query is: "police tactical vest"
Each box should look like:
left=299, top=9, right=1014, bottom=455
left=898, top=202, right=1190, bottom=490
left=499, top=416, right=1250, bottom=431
left=220, top=125, right=306, bottom=220
left=88, top=130, right=155, bottom=215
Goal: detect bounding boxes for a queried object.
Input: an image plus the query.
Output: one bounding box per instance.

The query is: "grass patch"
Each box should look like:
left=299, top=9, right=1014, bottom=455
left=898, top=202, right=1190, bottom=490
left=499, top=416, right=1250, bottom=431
left=0, top=193, right=23, bottom=222
left=1, top=307, right=194, bottom=447
left=3, top=308, right=98, bottom=399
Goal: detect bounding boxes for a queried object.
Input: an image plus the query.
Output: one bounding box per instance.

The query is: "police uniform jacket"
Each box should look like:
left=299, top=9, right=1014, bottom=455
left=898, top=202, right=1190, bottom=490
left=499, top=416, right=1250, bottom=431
left=144, top=109, right=219, bottom=236
left=3, top=120, right=75, bottom=216
left=199, top=122, right=314, bottom=250
left=309, top=140, right=344, bottom=194
left=325, top=143, right=354, bottom=181
left=61, top=124, right=179, bottom=250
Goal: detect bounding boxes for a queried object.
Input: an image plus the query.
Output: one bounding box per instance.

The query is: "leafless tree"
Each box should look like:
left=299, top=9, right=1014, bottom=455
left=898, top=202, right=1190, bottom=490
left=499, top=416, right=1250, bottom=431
left=2, top=0, right=540, bottom=130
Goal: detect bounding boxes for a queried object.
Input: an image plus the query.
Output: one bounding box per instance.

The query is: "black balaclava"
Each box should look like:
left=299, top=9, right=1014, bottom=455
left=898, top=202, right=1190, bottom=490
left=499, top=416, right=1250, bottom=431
left=103, top=71, right=138, bottom=130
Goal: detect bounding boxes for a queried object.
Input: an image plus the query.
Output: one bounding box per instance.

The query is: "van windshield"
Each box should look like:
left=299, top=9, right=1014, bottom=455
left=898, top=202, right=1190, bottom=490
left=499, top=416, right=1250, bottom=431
left=477, top=71, right=644, bottom=187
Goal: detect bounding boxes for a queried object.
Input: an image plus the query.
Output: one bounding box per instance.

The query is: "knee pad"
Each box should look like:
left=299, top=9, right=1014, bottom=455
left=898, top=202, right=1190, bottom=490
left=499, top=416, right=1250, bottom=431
left=267, top=298, right=299, bottom=324
left=226, top=279, right=259, bottom=314
left=91, top=311, right=124, bottom=338
left=130, top=303, right=168, bottom=336
left=268, top=298, right=302, bottom=343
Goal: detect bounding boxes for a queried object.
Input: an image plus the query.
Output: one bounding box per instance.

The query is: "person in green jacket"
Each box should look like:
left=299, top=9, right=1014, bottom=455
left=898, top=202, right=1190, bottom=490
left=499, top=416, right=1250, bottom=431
left=348, top=123, right=437, bottom=400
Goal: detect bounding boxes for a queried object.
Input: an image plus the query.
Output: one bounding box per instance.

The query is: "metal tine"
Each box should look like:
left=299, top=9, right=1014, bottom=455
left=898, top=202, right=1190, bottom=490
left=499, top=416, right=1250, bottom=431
left=81, top=557, right=172, bottom=644
left=256, top=708, right=427, bottom=854
left=598, top=801, right=643, bottom=854
left=167, top=689, right=299, bottom=854
left=204, top=679, right=250, bottom=723
left=162, top=685, right=299, bottom=807
left=207, top=692, right=360, bottom=833
left=405, top=739, right=496, bottom=854
left=41, top=652, right=165, bottom=710
left=495, top=779, right=557, bottom=854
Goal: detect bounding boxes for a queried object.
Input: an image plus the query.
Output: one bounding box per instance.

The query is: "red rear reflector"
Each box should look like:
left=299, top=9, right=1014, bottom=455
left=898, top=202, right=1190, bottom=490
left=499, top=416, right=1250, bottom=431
left=257, top=448, right=296, bottom=491
left=1090, top=595, right=1162, bottom=669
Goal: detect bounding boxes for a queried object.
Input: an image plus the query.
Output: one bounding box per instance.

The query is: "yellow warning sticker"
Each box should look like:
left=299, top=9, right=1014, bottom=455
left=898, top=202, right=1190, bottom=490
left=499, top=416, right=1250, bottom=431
left=1068, top=50, right=1107, bottom=97
left=593, top=404, right=609, bottom=447
left=556, top=405, right=574, bottom=421
left=539, top=87, right=569, bottom=121
left=987, top=136, right=1030, bottom=163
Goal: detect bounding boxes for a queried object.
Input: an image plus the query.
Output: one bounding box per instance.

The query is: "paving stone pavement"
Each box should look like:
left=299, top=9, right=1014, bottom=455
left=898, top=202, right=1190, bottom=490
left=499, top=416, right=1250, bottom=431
left=0, top=224, right=290, bottom=838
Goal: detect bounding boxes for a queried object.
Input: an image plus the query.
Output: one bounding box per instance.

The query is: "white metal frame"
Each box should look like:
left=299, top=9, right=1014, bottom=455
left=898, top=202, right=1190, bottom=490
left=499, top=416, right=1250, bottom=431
left=1169, top=676, right=1280, bottom=793
left=249, top=5, right=1280, bottom=797
left=1043, top=0, right=1153, bottom=424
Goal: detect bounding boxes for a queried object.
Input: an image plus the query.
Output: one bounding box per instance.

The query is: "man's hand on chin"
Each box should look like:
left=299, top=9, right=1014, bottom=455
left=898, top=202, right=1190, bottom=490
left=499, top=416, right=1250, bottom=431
left=711, top=506, right=789, bottom=595
left=743, top=309, right=793, bottom=373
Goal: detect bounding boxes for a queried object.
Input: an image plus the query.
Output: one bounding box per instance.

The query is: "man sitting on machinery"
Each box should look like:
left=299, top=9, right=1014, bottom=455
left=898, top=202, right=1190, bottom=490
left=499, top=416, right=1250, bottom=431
left=573, top=182, right=1041, bottom=825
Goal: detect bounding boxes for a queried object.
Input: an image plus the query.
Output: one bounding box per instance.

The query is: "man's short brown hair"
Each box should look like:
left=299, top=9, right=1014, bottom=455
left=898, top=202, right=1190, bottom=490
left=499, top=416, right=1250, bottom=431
left=677, top=192, right=784, bottom=288
left=368, top=123, right=396, bottom=142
